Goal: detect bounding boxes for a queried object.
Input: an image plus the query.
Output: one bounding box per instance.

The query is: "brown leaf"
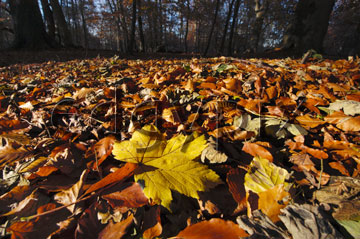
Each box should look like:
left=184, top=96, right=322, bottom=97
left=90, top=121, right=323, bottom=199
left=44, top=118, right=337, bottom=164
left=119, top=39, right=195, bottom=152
left=102, top=182, right=148, bottom=211
left=98, top=214, right=134, bottom=239
left=1, top=189, right=49, bottom=218
left=75, top=204, right=106, bottom=239
left=54, top=170, right=88, bottom=213
left=0, top=185, right=32, bottom=213
left=226, top=168, right=247, bottom=213
left=324, top=111, right=360, bottom=132
left=329, top=161, right=350, bottom=176
left=173, top=218, right=248, bottom=239
left=256, top=184, right=290, bottom=222
left=242, top=142, right=273, bottom=162
left=0, top=145, right=33, bottom=169
left=84, top=162, right=137, bottom=196
left=296, top=115, right=325, bottom=128
left=88, top=135, right=116, bottom=169
left=142, top=206, right=162, bottom=239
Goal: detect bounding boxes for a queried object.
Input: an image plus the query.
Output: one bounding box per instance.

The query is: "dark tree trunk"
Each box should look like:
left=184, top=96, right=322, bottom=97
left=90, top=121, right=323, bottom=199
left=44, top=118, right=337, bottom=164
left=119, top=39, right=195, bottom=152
left=137, top=0, right=145, bottom=52
left=227, top=0, right=241, bottom=55
left=281, top=0, right=336, bottom=53
left=50, top=0, right=73, bottom=46
left=204, top=0, right=220, bottom=56
left=8, top=0, right=54, bottom=49
left=78, top=0, right=88, bottom=49
left=250, top=0, right=268, bottom=53
left=184, top=0, right=190, bottom=52
left=128, top=0, right=137, bottom=53
left=220, top=0, right=235, bottom=54
left=119, top=0, right=129, bottom=51
left=40, top=0, right=56, bottom=40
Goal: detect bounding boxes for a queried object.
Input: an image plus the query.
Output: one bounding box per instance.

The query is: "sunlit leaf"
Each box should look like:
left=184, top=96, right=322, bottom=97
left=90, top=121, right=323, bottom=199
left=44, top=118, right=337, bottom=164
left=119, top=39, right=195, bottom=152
left=112, top=125, right=221, bottom=210
left=173, top=218, right=248, bottom=239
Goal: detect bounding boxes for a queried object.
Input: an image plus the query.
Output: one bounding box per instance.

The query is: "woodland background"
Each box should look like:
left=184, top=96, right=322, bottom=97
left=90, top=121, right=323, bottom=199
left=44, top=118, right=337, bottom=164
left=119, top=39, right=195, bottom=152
left=0, top=0, right=359, bottom=58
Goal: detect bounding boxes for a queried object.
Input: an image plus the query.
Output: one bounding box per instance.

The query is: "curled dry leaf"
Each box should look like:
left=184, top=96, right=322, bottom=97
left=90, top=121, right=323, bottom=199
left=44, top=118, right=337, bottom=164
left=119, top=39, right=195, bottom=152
left=201, top=137, right=228, bottom=164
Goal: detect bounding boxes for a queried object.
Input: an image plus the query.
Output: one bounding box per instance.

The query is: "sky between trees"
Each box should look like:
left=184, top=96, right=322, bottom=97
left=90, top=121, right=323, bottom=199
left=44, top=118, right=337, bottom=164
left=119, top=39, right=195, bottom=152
left=0, top=0, right=359, bottom=56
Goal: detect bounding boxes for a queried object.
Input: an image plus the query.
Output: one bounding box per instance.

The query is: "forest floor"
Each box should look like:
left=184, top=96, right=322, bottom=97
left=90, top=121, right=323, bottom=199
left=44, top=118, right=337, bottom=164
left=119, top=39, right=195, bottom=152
left=0, top=51, right=359, bottom=238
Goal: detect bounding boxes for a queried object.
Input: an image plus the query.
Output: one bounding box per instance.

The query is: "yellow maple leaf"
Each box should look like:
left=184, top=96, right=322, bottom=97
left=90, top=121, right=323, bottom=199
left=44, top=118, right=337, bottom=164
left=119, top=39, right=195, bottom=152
left=112, top=125, right=221, bottom=210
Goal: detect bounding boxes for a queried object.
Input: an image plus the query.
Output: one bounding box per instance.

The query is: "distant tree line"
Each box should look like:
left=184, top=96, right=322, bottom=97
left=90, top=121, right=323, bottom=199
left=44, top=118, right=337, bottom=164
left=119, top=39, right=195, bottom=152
left=0, top=0, right=359, bottom=56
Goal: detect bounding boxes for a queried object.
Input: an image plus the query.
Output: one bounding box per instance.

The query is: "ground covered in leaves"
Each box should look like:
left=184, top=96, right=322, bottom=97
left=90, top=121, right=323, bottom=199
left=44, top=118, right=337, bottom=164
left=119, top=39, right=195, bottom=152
left=0, top=55, right=359, bottom=238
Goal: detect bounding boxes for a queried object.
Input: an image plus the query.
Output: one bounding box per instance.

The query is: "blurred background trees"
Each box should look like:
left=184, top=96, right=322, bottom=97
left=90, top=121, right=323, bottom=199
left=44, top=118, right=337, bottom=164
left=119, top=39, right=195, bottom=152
left=0, top=0, right=359, bottom=56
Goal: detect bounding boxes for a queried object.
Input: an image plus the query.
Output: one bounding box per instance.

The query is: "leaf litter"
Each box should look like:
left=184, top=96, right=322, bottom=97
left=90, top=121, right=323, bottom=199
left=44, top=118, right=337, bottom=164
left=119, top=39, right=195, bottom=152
left=0, top=56, right=359, bottom=238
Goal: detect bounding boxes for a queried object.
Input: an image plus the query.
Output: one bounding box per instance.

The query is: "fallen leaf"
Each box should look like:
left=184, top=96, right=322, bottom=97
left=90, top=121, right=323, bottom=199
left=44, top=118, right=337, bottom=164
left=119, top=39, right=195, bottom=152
left=327, top=100, right=360, bottom=116
left=142, top=206, right=162, bottom=239
left=112, top=125, right=221, bottom=210
left=54, top=170, right=88, bottom=213
left=201, top=137, right=228, bottom=164
left=98, top=214, right=134, bottom=239
left=102, top=182, right=148, bottom=211
left=296, top=115, right=325, bottom=128
left=173, top=218, right=248, bottom=239
left=279, top=204, right=344, bottom=239
left=242, top=142, right=273, bottom=162
left=84, top=162, right=137, bottom=196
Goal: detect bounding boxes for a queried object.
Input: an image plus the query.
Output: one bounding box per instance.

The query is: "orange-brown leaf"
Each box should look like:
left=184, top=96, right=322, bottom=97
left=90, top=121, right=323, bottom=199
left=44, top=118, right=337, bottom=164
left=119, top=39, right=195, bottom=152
left=296, top=115, right=325, bottom=128
left=242, top=142, right=273, bottom=162
left=84, top=162, right=137, bottom=196
left=102, top=182, right=148, bottom=211
left=174, top=218, right=248, bottom=239
left=226, top=168, right=247, bottom=213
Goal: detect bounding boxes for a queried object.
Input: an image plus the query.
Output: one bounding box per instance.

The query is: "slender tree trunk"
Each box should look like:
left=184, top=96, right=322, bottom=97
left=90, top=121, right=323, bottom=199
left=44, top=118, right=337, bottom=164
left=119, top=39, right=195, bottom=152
left=220, top=0, right=235, bottom=54
left=50, top=0, right=73, bottom=46
left=107, top=0, right=122, bottom=51
left=281, top=0, right=335, bottom=53
left=78, top=0, right=88, bottom=49
left=128, top=0, right=137, bottom=53
left=40, top=0, right=56, bottom=40
left=137, top=0, right=145, bottom=52
left=119, top=0, right=129, bottom=51
left=70, top=0, right=80, bottom=45
left=184, top=0, right=190, bottom=52
left=228, top=0, right=241, bottom=55
left=204, top=0, right=220, bottom=56
left=8, top=0, right=54, bottom=48
left=250, top=0, right=268, bottom=53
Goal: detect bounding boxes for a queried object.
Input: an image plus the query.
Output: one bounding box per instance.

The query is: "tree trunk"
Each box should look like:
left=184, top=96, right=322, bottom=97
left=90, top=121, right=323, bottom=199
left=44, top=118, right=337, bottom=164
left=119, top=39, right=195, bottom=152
left=8, top=0, right=54, bottom=49
left=128, top=0, right=137, bottom=53
left=78, top=0, right=88, bottom=49
left=119, top=0, right=129, bottom=51
left=227, top=0, right=241, bottom=55
left=203, top=0, right=220, bottom=56
left=184, top=0, right=190, bottom=52
left=281, top=0, right=335, bottom=53
left=137, top=0, right=145, bottom=52
left=220, top=0, right=235, bottom=54
left=40, top=0, right=56, bottom=40
left=250, top=0, right=268, bottom=53
left=50, top=0, right=73, bottom=46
